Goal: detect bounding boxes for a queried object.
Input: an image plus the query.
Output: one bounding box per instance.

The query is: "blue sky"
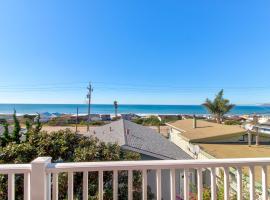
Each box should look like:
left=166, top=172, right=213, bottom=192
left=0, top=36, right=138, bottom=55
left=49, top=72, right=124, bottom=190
left=0, top=0, right=270, bottom=105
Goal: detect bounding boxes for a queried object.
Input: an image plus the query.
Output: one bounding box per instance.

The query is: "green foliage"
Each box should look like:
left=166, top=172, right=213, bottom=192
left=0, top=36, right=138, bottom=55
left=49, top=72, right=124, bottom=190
left=0, top=128, right=145, bottom=199
left=0, top=123, right=11, bottom=147
left=224, top=120, right=242, bottom=125
left=12, top=110, right=21, bottom=144
left=132, top=116, right=164, bottom=126
left=79, top=120, right=106, bottom=126
left=202, top=90, right=235, bottom=124
left=34, top=113, right=42, bottom=133
left=25, top=120, right=32, bottom=141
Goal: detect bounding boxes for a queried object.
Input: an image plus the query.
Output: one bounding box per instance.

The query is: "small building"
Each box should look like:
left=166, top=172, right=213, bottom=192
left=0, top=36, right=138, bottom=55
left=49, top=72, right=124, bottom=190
left=120, top=113, right=140, bottom=121
left=254, top=122, right=270, bottom=135
left=0, top=125, right=27, bottom=141
left=34, top=112, right=61, bottom=123
left=100, top=114, right=111, bottom=121
left=89, top=114, right=101, bottom=121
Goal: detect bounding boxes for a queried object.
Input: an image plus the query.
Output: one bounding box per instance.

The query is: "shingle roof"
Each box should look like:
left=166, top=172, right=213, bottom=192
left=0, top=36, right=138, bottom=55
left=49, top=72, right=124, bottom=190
left=83, top=119, right=191, bottom=160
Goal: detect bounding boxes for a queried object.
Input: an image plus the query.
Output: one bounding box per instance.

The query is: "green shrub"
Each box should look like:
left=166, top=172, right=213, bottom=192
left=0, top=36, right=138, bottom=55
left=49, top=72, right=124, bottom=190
left=0, top=128, right=147, bottom=200
left=224, top=120, right=242, bottom=125
left=132, top=116, right=164, bottom=126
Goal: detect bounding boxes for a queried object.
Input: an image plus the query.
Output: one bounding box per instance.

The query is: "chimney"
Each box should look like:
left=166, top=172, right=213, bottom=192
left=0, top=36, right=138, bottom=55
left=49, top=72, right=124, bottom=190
left=193, top=115, right=197, bottom=129
left=126, top=129, right=130, bottom=135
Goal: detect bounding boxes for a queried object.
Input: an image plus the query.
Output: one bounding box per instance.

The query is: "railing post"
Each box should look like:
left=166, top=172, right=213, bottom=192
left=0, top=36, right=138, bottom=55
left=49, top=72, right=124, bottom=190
left=31, top=157, right=52, bottom=200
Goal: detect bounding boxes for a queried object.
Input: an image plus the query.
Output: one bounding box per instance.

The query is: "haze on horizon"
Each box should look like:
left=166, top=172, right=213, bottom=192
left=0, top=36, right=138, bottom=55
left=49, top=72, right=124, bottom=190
left=0, top=1, right=270, bottom=105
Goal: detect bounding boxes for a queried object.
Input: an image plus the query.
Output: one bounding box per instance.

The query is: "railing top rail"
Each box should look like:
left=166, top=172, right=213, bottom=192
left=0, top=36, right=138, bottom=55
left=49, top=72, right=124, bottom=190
left=46, top=157, right=270, bottom=173
left=0, top=164, right=31, bottom=174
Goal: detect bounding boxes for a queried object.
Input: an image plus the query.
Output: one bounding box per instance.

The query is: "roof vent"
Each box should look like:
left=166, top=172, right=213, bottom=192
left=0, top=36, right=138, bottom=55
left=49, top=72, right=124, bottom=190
left=109, top=127, right=112, bottom=132
left=126, top=129, right=130, bottom=135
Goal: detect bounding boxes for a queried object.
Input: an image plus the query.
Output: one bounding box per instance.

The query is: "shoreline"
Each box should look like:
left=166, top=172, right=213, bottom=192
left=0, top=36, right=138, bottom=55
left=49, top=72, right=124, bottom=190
left=1, top=112, right=270, bottom=117
left=0, top=104, right=269, bottom=116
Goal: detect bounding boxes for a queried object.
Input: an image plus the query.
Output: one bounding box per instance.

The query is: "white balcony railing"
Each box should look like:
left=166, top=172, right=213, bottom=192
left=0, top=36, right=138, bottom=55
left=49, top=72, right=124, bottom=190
left=0, top=157, right=269, bottom=200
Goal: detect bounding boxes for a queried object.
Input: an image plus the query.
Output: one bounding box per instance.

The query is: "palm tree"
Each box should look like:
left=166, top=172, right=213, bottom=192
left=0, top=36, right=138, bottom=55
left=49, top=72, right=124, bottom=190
left=114, top=101, right=118, bottom=117
left=202, top=89, right=235, bottom=124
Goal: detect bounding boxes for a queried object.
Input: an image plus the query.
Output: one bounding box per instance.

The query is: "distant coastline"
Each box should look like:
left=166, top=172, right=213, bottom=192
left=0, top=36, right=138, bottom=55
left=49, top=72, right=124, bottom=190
left=0, top=104, right=270, bottom=115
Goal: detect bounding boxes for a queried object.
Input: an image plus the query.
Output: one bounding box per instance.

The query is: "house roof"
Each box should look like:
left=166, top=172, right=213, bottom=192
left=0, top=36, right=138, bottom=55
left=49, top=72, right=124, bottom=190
left=198, top=143, right=270, bottom=186
left=0, top=125, right=27, bottom=137
left=167, top=119, right=245, bottom=142
left=83, top=119, right=192, bottom=160
left=0, top=125, right=14, bottom=135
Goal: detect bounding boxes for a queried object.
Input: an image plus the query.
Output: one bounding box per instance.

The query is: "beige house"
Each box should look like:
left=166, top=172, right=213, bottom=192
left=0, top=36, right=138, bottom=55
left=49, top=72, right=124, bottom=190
left=167, top=119, right=270, bottom=195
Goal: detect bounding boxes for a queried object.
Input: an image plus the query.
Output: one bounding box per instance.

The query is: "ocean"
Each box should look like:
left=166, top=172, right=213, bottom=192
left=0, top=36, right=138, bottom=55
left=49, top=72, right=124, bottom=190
left=0, top=104, right=270, bottom=115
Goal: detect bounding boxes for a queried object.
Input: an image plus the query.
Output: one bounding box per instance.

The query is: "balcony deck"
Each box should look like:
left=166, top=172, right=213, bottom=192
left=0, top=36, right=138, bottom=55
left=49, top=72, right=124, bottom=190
left=0, top=157, right=269, bottom=200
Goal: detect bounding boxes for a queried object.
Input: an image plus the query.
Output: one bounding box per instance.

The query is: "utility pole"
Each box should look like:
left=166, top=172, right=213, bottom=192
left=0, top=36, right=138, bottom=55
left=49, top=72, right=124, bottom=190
left=87, top=82, right=93, bottom=132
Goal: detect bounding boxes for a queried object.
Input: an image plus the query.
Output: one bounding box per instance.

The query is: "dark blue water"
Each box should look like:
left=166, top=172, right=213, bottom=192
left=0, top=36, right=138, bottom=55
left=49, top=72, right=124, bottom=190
left=0, top=104, right=270, bottom=115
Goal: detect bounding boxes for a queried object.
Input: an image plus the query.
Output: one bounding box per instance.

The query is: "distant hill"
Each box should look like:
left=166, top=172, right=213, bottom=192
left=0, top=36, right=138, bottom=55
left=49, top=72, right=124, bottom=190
left=261, top=104, right=270, bottom=106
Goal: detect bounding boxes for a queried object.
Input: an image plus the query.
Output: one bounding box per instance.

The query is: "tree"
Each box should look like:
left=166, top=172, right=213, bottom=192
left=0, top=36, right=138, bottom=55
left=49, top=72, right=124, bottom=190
left=114, top=100, right=118, bottom=117
left=0, top=122, right=10, bottom=147
left=202, top=90, right=235, bottom=124
left=34, top=113, right=42, bottom=133
left=25, top=120, right=32, bottom=142
left=12, top=110, right=21, bottom=144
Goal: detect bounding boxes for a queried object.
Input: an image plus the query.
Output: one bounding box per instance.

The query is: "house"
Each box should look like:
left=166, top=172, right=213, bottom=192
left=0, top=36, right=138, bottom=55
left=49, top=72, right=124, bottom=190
left=100, top=114, right=111, bottom=121
left=34, top=112, right=61, bottom=123
left=0, top=125, right=27, bottom=141
left=120, top=113, right=140, bottom=121
left=167, top=118, right=270, bottom=196
left=83, top=119, right=192, bottom=199
left=254, top=121, right=270, bottom=135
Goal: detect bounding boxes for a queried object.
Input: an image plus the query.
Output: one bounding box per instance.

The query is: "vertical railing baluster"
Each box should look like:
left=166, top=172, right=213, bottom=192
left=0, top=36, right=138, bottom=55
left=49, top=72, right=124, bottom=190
left=170, top=169, right=176, bottom=200
left=8, top=173, right=15, bottom=200
left=197, top=168, right=203, bottom=200
left=24, top=172, right=30, bottom=200
left=83, top=171, right=88, bottom=200
left=184, top=169, right=189, bottom=200
left=142, top=169, right=147, bottom=200
left=99, top=171, right=103, bottom=200
left=52, top=173, right=58, bottom=200
left=262, top=166, right=268, bottom=200
left=68, top=172, right=73, bottom=200
left=223, top=167, right=229, bottom=200
left=47, top=173, right=51, bottom=200
left=156, top=169, right=162, bottom=200
left=249, top=166, right=255, bottom=200
left=113, top=170, right=118, bottom=200
left=210, top=168, right=216, bottom=200
left=236, top=167, right=242, bottom=200
left=128, top=170, right=133, bottom=200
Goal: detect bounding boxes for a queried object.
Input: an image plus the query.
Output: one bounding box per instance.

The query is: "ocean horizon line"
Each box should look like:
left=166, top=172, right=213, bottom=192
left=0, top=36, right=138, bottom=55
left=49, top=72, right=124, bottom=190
left=0, top=103, right=264, bottom=106
left=0, top=104, right=269, bottom=115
